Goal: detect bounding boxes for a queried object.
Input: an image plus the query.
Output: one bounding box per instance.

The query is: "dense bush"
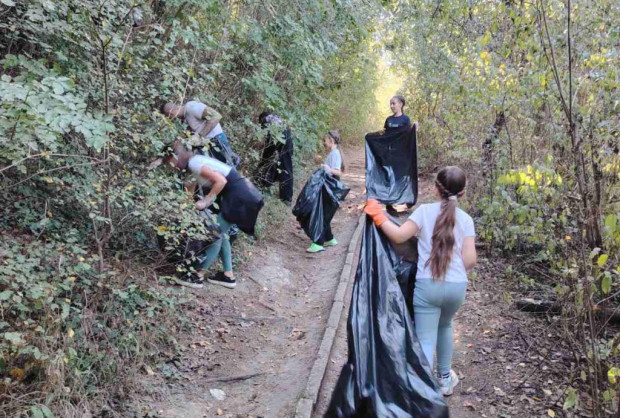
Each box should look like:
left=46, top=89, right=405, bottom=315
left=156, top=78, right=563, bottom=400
left=0, top=0, right=382, bottom=415
left=385, top=0, right=619, bottom=414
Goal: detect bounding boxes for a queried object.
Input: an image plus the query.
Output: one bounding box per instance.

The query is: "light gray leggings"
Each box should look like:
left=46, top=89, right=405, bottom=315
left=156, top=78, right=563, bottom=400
left=413, top=278, right=467, bottom=375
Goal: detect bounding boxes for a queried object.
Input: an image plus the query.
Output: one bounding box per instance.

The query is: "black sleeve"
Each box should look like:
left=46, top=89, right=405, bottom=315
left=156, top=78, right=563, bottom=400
left=384, top=117, right=390, bottom=130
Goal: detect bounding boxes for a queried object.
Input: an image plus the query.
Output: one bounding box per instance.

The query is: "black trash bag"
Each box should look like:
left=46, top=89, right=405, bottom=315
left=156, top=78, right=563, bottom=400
left=292, top=169, right=350, bottom=243
left=365, top=125, right=418, bottom=205
left=326, top=217, right=449, bottom=418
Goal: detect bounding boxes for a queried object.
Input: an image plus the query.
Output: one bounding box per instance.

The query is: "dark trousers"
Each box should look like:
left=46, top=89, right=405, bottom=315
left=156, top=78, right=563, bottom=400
left=278, top=168, right=294, bottom=204
left=316, top=223, right=333, bottom=246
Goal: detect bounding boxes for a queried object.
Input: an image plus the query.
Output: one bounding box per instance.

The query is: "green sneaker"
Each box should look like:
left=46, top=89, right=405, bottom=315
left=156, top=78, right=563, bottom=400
left=324, top=238, right=338, bottom=247
left=306, top=243, right=325, bottom=253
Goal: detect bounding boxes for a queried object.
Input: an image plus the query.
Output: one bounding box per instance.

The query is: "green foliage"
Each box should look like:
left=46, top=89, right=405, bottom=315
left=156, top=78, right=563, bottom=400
left=0, top=0, right=382, bottom=415
left=384, top=0, right=619, bottom=415
left=478, top=162, right=573, bottom=256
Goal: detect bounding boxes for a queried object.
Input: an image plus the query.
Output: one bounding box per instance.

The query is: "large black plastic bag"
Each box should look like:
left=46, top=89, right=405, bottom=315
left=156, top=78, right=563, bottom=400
left=292, top=169, right=349, bottom=242
left=365, top=125, right=418, bottom=205
left=326, top=217, right=449, bottom=418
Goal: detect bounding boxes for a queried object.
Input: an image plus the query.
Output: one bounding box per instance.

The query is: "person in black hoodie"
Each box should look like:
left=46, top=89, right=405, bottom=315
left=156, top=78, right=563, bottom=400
left=256, top=111, right=294, bottom=205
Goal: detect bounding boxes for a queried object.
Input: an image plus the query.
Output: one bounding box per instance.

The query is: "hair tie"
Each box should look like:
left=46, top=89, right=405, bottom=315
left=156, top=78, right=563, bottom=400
left=448, top=195, right=457, bottom=201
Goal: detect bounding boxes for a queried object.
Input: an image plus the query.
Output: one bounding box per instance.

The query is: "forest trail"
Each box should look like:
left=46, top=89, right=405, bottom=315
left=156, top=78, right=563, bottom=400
left=139, top=147, right=367, bottom=417
left=141, top=147, right=575, bottom=418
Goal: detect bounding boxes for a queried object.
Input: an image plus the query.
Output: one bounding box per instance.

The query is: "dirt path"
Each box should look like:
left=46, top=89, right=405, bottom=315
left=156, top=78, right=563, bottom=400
left=141, top=149, right=570, bottom=418
left=140, top=147, right=366, bottom=417
left=315, top=178, right=574, bottom=418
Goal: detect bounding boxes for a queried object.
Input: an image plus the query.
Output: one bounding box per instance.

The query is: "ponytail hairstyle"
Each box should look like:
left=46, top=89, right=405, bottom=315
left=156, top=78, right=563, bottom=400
left=426, top=166, right=467, bottom=280
left=393, top=94, right=406, bottom=110
left=327, top=129, right=346, bottom=173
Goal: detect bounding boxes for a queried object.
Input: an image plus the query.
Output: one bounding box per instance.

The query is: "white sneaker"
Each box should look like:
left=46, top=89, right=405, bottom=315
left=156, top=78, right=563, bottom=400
left=438, top=370, right=459, bottom=396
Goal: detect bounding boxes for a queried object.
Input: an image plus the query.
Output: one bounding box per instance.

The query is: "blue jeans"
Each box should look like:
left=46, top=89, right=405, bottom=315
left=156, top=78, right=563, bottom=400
left=197, top=215, right=233, bottom=272
left=413, top=279, right=467, bottom=375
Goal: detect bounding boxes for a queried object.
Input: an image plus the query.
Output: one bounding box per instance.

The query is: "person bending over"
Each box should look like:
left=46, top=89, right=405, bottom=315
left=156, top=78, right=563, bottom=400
left=161, top=100, right=237, bottom=166
left=162, top=142, right=250, bottom=289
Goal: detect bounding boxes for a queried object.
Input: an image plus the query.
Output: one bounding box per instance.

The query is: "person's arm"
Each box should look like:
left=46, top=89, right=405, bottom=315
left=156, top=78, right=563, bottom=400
left=461, top=237, right=477, bottom=271
left=196, top=166, right=227, bottom=209
left=200, top=106, right=222, bottom=136
left=323, top=165, right=343, bottom=177
left=379, top=219, right=418, bottom=244
left=364, top=199, right=419, bottom=244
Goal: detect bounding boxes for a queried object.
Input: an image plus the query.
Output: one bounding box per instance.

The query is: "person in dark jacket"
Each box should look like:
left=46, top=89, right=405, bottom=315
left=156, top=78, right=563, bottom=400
left=256, top=111, right=294, bottom=205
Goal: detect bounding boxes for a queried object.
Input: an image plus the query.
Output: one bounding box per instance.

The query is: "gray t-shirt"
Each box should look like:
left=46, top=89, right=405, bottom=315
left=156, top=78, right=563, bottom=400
left=324, top=149, right=342, bottom=171
left=184, top=101, right=224, bottom=138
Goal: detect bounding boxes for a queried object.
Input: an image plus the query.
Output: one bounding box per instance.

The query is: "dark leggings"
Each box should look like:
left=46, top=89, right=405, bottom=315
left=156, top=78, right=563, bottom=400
left=315, top=223, right=333, bottom=246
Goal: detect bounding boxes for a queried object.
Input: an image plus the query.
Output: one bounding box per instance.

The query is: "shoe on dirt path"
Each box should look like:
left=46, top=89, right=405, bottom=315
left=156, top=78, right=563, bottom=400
left=323, top=238, right=338, bottom=247
left=306, top=243, right=325, bottom=253
left=207, top=272, right=237, bottom=289
left=438, top=369, right=459, bottom=396
left=173, top=274, right=204, bottom=289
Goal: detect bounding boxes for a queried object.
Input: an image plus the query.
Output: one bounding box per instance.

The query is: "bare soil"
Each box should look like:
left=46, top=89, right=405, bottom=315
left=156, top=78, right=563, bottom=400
left=139, top=147, right=367, bottom=417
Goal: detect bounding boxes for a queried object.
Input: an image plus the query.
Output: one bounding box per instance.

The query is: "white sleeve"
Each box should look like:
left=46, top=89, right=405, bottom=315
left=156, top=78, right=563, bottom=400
left=187, top=156, right=203, bottom=175
left=408, top=205, right=424, bottom=230
left=463, top=215, right=476, bottom=237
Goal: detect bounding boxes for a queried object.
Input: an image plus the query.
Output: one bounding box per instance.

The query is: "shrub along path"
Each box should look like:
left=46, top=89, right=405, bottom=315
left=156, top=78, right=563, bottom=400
left=139, top=147, right=367, bottom=417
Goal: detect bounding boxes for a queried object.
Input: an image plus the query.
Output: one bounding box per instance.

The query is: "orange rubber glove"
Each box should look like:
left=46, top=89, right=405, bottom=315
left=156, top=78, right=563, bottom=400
left=364, top=199, right=388, bottom=227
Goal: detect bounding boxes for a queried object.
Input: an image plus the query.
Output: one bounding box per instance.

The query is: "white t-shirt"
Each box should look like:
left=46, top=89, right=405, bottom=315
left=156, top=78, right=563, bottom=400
left=188, top=155, right=231, bottom=187
left=184, top=101, right=224, bottom=138
left=325, top=149, right=342, bottom=171
left=408, top=202, right=475, bottom=282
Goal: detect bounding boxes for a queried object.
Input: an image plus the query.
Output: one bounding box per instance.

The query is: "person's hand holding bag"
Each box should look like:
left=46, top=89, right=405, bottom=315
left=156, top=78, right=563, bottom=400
left=364, top=199, right=388, bottom=227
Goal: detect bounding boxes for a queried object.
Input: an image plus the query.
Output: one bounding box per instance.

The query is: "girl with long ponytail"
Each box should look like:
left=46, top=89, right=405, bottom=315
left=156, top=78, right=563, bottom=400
left=363, top=166, right=477, bottom=396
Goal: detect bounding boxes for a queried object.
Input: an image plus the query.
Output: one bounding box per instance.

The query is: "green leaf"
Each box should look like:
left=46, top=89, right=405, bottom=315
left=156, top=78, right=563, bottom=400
left=563, top=387, right=578, bottom=410
left=0, top=0, right=16, bottom=6
left=3, top=332, right=25, bottom=345
left=604, top=214, right=617, bottom=231
left=601, top=274, right=611, bottom=294
left=597, top=254, right=608, bottom=267
left=40, top=405, right=55, bottom=418
left=0, top=290, right=12, bottom=301
left=31, top=407, right=45, bottom=418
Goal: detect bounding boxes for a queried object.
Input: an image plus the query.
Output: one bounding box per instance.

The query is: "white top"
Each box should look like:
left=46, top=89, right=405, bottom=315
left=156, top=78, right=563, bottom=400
left=408, top=202, right=475, bottom=282
left=184, top=101, right=223, bottom=138
left=324, top=149, right=342, bottom=171
left=188, top=155, right=231, bottom=187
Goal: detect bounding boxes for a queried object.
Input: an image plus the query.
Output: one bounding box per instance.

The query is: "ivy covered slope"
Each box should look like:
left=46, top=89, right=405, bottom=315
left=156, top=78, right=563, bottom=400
left=385, top=0, right=619, bottom=415
left=0, top=0, right=381, bottom=415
